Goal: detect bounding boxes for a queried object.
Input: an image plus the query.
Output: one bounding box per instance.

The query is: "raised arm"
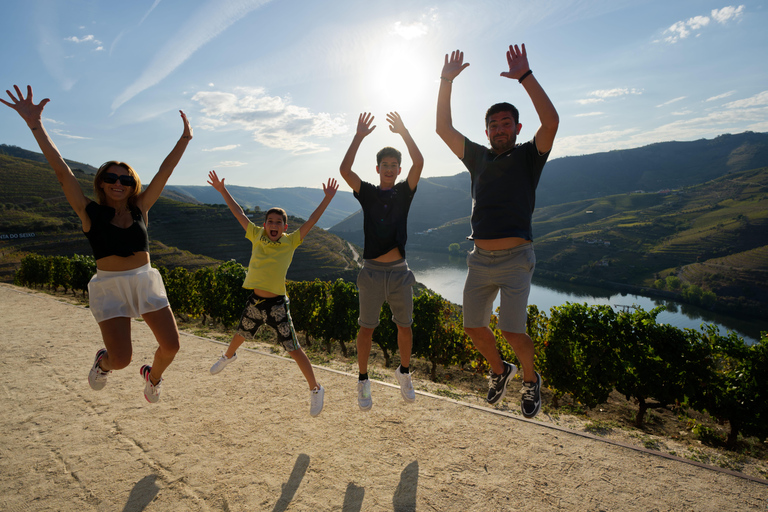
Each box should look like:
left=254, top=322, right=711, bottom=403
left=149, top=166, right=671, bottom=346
left=501, top=44, right=559, bottom=154
left=387, top=112, right=423, bottom=191
left=207, top=170, right=250, bottom=231
left=436, top=50, right=470, bottom=159
left=136, top=111, right=193, bottom=212
left=1, top=85, right=90, bottom=225
left=299, top=178, right=339, bottom=240
left=339, top=113, right=375, bottom=194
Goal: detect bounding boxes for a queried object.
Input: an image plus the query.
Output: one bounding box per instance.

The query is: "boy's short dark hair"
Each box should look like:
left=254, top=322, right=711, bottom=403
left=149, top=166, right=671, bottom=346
left=485, top=102, right=520, bottom=127
left=264, top=207, right=287, bottom=224
left=376, top=146, right=402, bottom=166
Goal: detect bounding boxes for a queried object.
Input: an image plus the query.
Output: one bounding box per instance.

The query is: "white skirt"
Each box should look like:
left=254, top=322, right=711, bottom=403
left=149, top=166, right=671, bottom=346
left=88, top=263, right=170, bottom=323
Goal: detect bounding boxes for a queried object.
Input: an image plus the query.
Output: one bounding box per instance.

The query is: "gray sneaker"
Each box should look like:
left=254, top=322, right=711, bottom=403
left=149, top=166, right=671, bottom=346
left=210, top=352, right=237, bottom=375
left=357, top=379, right=372, bottom=411
left=395, top=367, right=416, bottom=403
left=88, top=348, right=111, bottom=390
left=310, top=385, right=325, bottom=417
left=140, top=365, right=162, bottom=403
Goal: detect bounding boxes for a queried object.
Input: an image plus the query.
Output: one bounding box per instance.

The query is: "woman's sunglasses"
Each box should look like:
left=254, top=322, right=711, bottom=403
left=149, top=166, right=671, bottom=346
left=102, top=172, right=137, bottom=187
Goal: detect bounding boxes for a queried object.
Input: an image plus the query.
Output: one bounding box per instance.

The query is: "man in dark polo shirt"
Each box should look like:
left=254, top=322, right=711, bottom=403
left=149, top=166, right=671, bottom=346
left=436, top=44, right=559, bottom=418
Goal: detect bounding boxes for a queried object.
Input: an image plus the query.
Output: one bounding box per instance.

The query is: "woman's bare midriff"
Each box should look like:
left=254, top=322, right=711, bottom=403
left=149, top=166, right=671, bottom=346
left=473, top=237, right=530, bottom=251
left=95, top=252, right=151, bottom=271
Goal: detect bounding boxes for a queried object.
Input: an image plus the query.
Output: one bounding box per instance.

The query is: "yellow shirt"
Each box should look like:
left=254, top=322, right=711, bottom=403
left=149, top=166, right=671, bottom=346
left=242, top=224, right=303, bottom=295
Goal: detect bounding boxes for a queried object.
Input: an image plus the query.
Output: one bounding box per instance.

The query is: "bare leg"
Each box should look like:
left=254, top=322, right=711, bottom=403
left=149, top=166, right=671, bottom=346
left=503, top=331, right=536, bottom=382
left=288, top=348, right=318, bottom=390
left=356, top=326, right=374, bottom=374
left=97, top=317, right=133, bottom=371
left=464, top=326, right=505, bottom=375
left=396, top=325, right=412, bottom=368
left=141, top=306, right=180, bottom=385
left=224, top=333, right=246, bottom=359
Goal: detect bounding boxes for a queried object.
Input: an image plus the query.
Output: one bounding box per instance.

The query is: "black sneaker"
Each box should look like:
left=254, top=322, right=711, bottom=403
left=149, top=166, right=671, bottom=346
left=486, top=361, right=517, bottom=404
left=521, top=371, right=542, bottom=418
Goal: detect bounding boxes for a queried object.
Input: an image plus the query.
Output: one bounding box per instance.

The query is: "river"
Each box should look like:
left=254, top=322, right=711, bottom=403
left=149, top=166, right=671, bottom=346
left=406, top=250, right=766, bottom=344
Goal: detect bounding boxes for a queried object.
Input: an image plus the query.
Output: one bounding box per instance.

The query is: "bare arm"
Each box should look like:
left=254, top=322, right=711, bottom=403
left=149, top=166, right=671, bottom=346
left=501, top=44, right=559, bottom=154
left=436, top=50, right=470, bottom=159
left=299, top=178, right=339, bottom=240
left=1, top=85, right=90, bottom=227
left=207, top=170, right=250, bottom=231
left=339, top=113, right=375, bottom=194
left=135, top=111, right=193, bottom=212
left=387, top=112, right=423, bottom=191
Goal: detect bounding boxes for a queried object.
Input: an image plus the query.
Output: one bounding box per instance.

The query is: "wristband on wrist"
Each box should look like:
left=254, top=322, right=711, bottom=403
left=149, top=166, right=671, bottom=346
left=518, top=70, right=533, bottom=84
left=440, top=76, right=453, bottom=83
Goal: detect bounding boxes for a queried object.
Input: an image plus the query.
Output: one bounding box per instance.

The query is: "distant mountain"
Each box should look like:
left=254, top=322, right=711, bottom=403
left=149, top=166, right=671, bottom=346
left=537, top=131, right=768, bottom=207
left=331, top=131, right=768, bottom=250
left=166, top=184, right=360, bottom=229
left=0, top=153, right=359, bottom=283
left=0, top=144, right=99, bottom=174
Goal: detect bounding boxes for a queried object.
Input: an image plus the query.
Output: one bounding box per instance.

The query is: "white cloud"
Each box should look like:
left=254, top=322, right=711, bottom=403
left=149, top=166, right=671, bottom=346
left=65, top=35, right=101, bottom=44
left=390, top=21, right=429, bottom=40
left=671, top=110, right=693, bottom=116
left=202, top=144, right=240, bottom=152
left=661, top=5, right=745, bottom=44
left=656, top=96, right=687, bottom=108
left=555, top=89, right=768, bottom=158
left=577, top=88, right=642, bottom=105
left=112, top=0, right=273, bottom=111
left=217, top=161, right=247, bottom=167
left=51, top=129, right=91, bottom=140
left=722, top=91, right=768, bottom=109
left=573, top=112, right=604, bottom=118
left=706, top=91, right=736, bottom=102
left=191, top=87, right=348, bottom=154
left=711, top=5, right=745, bottom=24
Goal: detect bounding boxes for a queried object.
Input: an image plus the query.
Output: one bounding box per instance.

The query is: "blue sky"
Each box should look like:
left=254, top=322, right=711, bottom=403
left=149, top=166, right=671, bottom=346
left=1, top=0, right=766, bottom=191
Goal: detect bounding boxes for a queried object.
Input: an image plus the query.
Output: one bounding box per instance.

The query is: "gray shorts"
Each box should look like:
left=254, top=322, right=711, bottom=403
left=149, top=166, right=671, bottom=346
left=463, top=244, right=535, bottom=333
left=357, top=259, right=416, bottom=328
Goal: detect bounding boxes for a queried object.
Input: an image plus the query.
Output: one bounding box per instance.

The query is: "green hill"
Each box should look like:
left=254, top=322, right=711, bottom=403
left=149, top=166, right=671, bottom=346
left=0, top=154, right=359, bottom=282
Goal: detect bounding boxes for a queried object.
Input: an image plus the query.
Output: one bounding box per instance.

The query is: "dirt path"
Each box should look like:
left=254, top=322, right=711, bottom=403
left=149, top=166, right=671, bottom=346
left=1, top=283, right=766, bottom=511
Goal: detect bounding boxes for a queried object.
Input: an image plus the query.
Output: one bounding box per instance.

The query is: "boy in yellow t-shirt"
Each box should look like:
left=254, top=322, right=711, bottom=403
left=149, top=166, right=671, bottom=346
left=206, top=170, right=338, bottom=417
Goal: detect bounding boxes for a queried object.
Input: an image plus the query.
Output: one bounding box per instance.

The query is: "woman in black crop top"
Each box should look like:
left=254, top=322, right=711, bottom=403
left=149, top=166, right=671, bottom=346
left=2, top=85, right=192, bottom=403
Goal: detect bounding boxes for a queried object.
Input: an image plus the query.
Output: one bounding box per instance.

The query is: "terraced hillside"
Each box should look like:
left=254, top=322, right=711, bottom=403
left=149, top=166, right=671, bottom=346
left=0, top=154, right=359, bottom=282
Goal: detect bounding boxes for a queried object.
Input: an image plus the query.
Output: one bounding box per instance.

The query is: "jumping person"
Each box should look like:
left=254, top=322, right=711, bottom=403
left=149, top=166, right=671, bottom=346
left=2, top=85, right=192, bottom=403
left=339, top=112, right=424, bottom=411
left=436, top=45, right=559, bottom=418
left=206, top=170, right=338, bottom=417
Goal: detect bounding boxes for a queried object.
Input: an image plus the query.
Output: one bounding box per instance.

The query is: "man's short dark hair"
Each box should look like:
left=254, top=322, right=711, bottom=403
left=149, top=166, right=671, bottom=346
left=485, top=102, right=520, bottom=127
left=376, top=146, right=402, bottom=166
left=264, top=207, right=287, bottom=224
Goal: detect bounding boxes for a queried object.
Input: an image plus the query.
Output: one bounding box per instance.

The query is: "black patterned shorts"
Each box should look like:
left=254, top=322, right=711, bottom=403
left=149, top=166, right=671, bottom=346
left=236, top=293, right=300, bottom=352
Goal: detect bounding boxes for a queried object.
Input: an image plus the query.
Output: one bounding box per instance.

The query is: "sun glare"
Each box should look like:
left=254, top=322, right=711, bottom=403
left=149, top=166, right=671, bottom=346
left=366, top=40, right=432, bottom=112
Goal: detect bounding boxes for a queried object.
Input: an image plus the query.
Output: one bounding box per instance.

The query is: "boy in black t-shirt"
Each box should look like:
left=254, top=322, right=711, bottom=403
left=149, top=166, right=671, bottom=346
left=339, top=112, right=424, bottom=411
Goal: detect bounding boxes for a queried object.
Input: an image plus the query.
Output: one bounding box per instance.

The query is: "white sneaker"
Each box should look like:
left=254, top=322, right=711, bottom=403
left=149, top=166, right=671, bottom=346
left=88, top=348, right=111, bottom=390
left=310, top=385, right=325, bottom=417
left=210, top=352, right=237, bottom=375
left=395, top=367, right=416, bottom=403
left=357, top=379, right=372, bottom=411
left=140, top=365, right=162, bottom=403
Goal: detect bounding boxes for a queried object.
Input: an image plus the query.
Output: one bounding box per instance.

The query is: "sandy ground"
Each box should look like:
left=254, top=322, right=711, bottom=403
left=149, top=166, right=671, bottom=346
left=1, top=283, right=766, bottom=512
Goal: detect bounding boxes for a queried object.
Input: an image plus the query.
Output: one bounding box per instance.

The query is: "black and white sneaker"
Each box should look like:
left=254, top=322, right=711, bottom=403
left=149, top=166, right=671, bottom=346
left=521, top=371, right=542, bottom=418
left=486, top=361, right=517, bottom=404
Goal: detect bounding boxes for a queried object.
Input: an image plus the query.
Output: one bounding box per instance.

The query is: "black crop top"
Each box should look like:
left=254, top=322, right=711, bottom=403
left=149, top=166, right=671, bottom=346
left=84, top=201, right=149, bottom=260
